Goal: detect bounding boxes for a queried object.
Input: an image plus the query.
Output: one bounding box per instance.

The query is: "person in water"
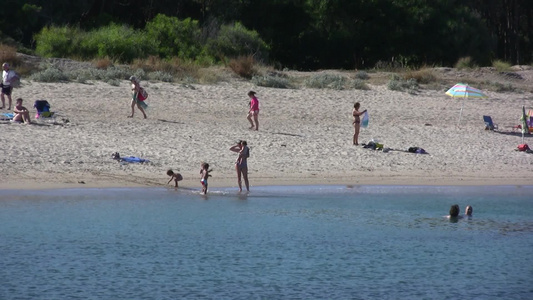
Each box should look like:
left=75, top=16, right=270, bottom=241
left=200, top=162, right=212, bottom=194
left=465, top=205, right=473, bottom=216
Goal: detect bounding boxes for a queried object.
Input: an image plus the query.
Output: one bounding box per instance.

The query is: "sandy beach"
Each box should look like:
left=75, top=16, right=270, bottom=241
left=1, top=68, right=533, bottom=190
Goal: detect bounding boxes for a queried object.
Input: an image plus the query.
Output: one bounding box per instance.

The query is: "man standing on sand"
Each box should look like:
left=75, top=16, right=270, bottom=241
left=1, top=63, right=17, bottom=110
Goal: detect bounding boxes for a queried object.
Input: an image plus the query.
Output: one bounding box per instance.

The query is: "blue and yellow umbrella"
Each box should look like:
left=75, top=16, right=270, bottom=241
left=446, top=83, right=488, bottom=123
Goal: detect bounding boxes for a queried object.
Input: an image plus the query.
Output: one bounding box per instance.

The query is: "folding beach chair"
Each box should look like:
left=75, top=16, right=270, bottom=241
left=483, top=115, right=498, bottom=131
left=33, top=100, right=55, bottom=120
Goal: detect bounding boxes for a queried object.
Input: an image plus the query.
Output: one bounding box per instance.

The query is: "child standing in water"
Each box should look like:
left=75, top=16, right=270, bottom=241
left=200, top=163, right=212, bottom=194
left=166, top=169, right=183, bottom=187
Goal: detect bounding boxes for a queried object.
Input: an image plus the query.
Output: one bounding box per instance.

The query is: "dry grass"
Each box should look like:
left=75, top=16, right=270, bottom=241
left=93, top=57, right=113, bottom=69
left=404, top=67, right=438, bottom=84
left=228, top=55, right=256, bottom=79
left=0, top=44, right=22, bottom=67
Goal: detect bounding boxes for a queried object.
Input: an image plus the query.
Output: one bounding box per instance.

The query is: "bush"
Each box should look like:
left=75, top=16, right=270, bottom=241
left=30, top=67, right=69, bottom=82
left=0, top=44, right=21, bottom=67
left=455, top=57, right=476, bottom=70
left=206, top=22, right=269, bottom=63
left=145, top=14, right=203, bottom=60
left=228, top=55, right=256, bottom=78
left=353, top=79, right=369, bottom=90
left=35, top=26, right=85, bottom=58
left=81, top=24, right=156, bottom=63
left=252, top=75, right=292, bottom=89
left=355, top=71, right=369, bottom=80
left=387, top=74, right=418, bottom=93
left=149, top=71, right=174, bottom=82
left=404, top=68, right=437, bottom=84
left=492, top=60, right=511, bottom=72
left=304, top=74, right=347, bottom=90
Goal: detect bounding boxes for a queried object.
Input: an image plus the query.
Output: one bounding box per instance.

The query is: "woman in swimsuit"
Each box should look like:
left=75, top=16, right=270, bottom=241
left=352, top=102, right=367, bottom=145
left=128, top=76, right=147, bottom=119
left=230, top=140, right=250, bottom=192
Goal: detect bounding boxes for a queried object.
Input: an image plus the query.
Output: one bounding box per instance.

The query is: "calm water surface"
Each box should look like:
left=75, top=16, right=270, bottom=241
left=1, top=185, right=532, bottom=299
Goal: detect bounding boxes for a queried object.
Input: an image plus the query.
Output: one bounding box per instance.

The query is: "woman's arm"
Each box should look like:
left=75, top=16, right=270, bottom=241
left=229, top=145, right=241, bottom=152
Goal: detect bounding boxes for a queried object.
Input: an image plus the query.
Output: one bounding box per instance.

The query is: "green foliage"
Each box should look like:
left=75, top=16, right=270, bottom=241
left=206, top=22, right=269, bottom=62
left=145, top=14, right=203, bottom=60
left=492, top=60, right=511, bottom=72
left=35, top=24, right=156, bottom=63
left=34, top=26, right=84, bottom=58
left=304, top=74, right=347, bottom=90
left=251, top=75, right=292, bottom=89
left=80, top=24, right=156, bottom=63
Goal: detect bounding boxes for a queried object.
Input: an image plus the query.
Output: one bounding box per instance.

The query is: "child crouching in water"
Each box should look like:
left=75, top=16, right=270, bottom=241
left=167, top=169, right=183, bottom=187
left=200, top=162, right=212, bottom=194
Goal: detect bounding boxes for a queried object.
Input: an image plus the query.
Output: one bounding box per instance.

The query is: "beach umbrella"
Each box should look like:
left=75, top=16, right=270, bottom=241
left=520, top=105, right=529, bottom=144
left=445, top=83, right=488, bottom=123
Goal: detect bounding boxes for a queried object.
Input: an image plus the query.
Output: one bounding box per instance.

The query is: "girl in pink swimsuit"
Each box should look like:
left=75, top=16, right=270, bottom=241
left=247, top=91, right=259, bottom=130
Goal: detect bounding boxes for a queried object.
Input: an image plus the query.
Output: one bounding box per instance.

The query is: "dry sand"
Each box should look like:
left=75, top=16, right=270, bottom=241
left=1, top=69, right=533, bottom=191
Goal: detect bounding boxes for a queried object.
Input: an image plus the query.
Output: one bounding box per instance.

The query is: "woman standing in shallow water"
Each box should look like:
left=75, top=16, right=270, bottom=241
left=352, top=102, right=367, bottom=145
left=230, top=140, right=250, bottom=192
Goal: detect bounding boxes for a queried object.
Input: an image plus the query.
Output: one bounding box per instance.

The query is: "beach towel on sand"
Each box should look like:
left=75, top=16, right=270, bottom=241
left=361, top=111, right=369, bottom=128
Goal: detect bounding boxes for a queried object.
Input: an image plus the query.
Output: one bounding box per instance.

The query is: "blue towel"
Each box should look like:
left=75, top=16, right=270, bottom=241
left=121, top=156, right=149, bottom=163
left=1, top=113, right=14, bottom=119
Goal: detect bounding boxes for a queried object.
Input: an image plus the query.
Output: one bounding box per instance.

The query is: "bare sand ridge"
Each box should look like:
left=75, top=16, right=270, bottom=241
left=1, top=67, right=532, bottom=190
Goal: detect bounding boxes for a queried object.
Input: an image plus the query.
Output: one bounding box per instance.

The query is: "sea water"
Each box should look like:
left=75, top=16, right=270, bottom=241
left=1, top=185, right=532, bottom=300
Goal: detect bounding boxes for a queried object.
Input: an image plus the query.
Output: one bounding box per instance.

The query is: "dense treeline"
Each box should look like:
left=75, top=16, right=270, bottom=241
left=1, top=0, right=532, bottom=70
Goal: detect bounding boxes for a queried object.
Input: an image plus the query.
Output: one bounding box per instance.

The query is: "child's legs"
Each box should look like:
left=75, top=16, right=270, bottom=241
left=12, top=113, right=22, bottom=122
left=247, top=112, right=254, bottom=126
left=253, top=112, right=259, bottom=130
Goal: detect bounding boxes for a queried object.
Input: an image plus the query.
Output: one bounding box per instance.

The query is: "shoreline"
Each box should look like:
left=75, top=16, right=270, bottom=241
left=2, top=172, right=532, bottom=191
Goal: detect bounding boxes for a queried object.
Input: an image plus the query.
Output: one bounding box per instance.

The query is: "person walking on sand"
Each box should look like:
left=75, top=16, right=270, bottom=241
left=200, top=162, right=212, bottom=194
left=352, top=102, right=367, bottom=145
left=1, top=62, right=18, bottom=110
left=230, top=140, right=250, bottom=192
left=247, top=91, right=259, bottom=130
left=128, top=76, right=147, bottom=119
left=12, top=98, right=31, bottom=124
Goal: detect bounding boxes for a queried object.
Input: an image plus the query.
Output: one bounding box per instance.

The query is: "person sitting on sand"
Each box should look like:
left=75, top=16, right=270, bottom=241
left=200, top=162, right=212, bottom=194
left=247, top=91, right=259, bottom=131
left=465, top=205, right=473, bottom=217
left=12, top=98, right=31, bottom=124
left=128, top=76, right=147, bottom=119
left=352, top=102, right=367, bottom=145
left=167, top=169, right=183, bottom=187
